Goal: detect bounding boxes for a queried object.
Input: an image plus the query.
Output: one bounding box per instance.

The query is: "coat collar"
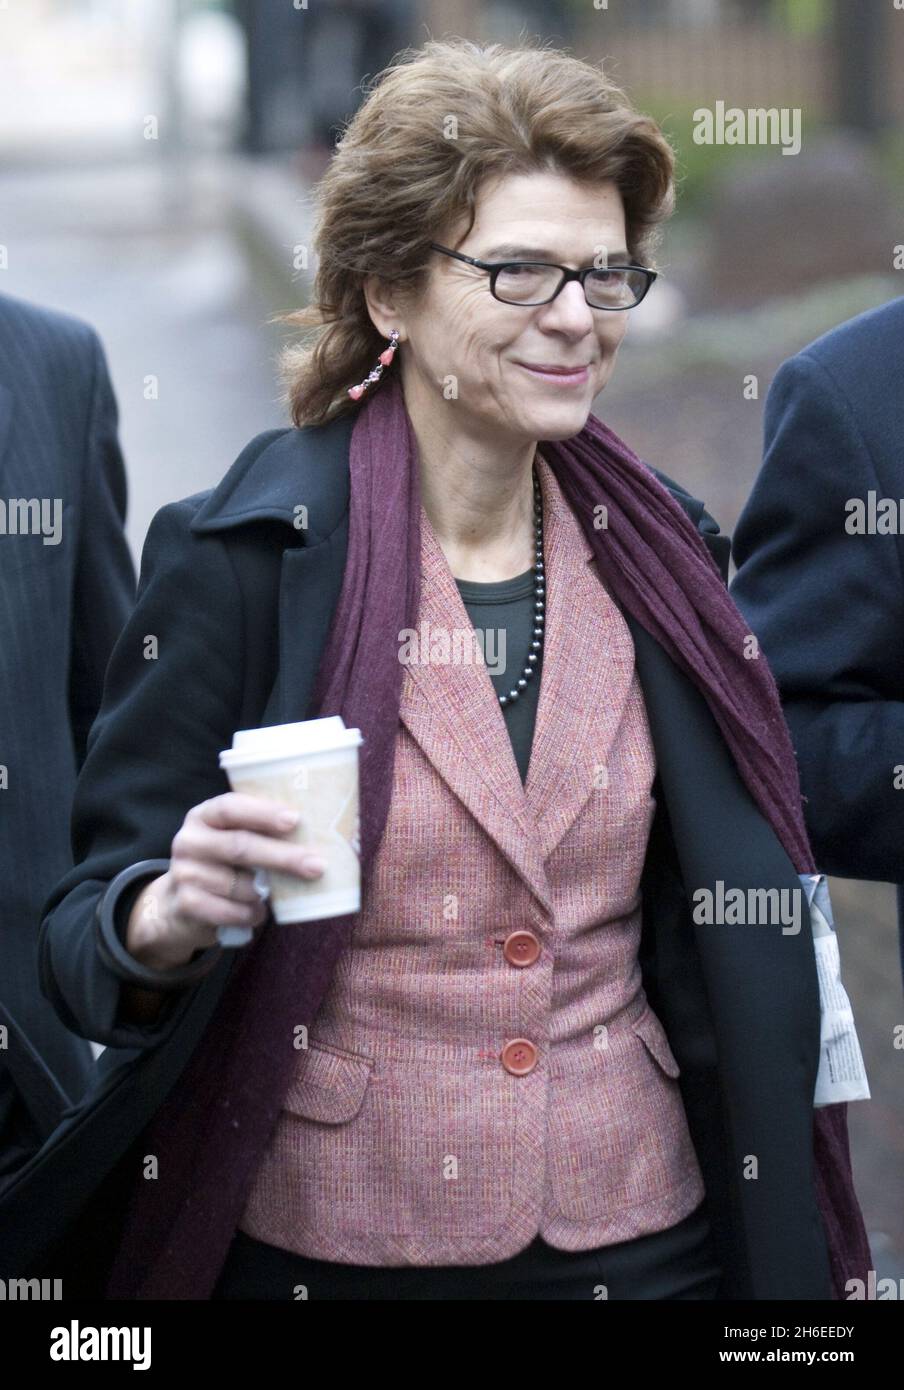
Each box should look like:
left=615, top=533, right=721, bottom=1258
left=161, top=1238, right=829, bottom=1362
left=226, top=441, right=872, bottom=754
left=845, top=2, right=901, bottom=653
left=187, top=410, right=714, bottom=547
left=189, top=414, right=355, bottom=543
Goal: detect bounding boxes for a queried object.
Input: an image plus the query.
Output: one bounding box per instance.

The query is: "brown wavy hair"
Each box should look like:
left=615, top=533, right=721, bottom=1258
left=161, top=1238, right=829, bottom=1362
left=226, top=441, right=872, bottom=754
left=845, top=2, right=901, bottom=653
left=276, top=36, right=676, bottom=428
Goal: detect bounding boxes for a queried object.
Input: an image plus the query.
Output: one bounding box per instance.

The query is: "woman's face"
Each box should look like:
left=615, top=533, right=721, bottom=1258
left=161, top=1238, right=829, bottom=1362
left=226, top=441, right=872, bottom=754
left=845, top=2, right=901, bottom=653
left=379, top=170, right=634, bottom=447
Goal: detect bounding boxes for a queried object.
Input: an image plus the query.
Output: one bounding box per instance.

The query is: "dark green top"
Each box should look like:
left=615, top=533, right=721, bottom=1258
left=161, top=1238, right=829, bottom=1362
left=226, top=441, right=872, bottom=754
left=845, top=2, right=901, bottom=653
left=455, top=568, right=543, bottom=785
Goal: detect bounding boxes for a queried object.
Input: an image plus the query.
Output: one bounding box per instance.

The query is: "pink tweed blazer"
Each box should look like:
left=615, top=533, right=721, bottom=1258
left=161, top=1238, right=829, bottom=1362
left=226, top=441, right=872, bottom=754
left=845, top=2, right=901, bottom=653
left=237, top=452, right=706, bottom=1264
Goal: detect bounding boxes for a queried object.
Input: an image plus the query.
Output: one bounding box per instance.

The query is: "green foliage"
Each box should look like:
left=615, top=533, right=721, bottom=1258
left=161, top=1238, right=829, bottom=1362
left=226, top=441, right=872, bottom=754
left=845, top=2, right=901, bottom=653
left=876, top=126, right=904, bottom=212
left=771, top=0, right=830, bottom=38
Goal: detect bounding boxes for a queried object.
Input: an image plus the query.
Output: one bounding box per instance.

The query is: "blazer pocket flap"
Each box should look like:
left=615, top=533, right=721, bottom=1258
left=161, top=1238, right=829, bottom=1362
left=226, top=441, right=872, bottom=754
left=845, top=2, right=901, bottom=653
left=282, top=1041, right=374, bottom=1124
left=631, top=1007, right=681, bottom=1078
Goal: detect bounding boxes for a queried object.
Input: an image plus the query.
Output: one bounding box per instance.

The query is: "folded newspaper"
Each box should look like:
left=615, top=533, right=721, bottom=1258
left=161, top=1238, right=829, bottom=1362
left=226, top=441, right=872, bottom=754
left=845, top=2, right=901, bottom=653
left=800, top=872, right=871, bottom=1107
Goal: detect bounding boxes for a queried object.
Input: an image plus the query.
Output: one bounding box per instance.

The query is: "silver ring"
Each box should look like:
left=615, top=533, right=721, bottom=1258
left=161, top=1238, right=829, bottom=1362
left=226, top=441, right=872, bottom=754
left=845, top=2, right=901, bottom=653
left=227, top=868, right=240, bottom=900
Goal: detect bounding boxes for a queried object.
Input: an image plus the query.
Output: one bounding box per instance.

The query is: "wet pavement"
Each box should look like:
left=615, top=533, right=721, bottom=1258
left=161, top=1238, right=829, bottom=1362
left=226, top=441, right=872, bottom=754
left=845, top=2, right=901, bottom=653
left=0, top=153, right=298, bottom=561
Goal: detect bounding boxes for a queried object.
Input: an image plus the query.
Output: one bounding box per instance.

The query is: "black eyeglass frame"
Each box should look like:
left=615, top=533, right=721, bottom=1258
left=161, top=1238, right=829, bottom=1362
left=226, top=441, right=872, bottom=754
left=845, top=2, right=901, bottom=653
left=429, top=242, right=658, bottom=309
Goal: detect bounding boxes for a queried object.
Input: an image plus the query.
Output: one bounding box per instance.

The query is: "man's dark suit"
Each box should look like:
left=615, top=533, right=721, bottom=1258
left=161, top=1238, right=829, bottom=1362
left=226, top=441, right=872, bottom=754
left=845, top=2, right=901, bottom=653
left=731, top=295, right=904, bottom=987
left=0, top=291, right=135, bottom=1172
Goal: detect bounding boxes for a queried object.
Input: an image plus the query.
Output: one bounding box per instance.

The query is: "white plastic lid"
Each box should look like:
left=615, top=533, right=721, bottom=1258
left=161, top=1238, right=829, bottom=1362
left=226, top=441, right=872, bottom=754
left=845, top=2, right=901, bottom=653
left=219, top=716, right=362, bottom=767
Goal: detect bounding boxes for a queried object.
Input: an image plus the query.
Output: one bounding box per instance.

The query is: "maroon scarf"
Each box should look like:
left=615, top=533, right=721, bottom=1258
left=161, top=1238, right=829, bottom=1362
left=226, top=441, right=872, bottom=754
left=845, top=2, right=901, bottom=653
left=106, top=372, right=869, bottom=1298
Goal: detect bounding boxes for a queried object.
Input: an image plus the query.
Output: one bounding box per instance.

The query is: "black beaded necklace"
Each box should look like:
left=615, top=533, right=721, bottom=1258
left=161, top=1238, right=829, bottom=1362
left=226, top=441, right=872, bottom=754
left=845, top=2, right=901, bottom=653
left=499, top=461, right=545, bottom=708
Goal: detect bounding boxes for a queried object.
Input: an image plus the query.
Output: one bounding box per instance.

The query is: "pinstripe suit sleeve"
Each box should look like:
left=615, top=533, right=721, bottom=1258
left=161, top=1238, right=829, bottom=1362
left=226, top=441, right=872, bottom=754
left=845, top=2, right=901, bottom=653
left=68, top=331, right=136, bottom=771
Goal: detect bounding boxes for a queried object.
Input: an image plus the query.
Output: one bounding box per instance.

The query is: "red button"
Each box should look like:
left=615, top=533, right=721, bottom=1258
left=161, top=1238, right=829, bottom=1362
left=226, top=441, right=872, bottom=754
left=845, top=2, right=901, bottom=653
left=503, top=930, right=541, bottom=967
left=501, top=1039, right=538, bottom=1075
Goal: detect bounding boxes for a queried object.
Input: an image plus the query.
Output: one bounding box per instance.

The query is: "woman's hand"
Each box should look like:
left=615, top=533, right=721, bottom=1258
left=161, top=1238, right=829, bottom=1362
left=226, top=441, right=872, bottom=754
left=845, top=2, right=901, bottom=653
left=125, top=792, right=326, bottom=970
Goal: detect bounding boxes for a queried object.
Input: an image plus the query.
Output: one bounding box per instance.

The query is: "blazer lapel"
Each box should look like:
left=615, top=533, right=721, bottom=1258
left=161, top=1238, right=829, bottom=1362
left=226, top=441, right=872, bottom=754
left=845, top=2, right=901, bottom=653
left=399, top=501, right=553, bottom=914
left=398, top=450, right=643, bottom=913
left=524, top=452, right=643, bottom=859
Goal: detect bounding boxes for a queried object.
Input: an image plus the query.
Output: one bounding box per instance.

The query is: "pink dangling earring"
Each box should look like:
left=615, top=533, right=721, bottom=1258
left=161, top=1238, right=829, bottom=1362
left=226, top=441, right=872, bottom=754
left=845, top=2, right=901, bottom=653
left=348, top=329, right=400, bottom=400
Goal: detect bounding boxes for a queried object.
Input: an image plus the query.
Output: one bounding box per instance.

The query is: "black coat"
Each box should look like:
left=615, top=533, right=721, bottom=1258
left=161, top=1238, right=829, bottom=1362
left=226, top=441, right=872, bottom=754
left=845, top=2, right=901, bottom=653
left=731, top=295, right=904, bottom=989
left=0, top=292, right=135, bottom=1180
left=0, top=412, right=835, bottom=1298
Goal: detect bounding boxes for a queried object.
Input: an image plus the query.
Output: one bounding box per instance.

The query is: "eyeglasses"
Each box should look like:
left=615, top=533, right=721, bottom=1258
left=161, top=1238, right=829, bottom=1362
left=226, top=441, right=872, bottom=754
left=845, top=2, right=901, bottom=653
left=429, top=242, right=658, bottom=310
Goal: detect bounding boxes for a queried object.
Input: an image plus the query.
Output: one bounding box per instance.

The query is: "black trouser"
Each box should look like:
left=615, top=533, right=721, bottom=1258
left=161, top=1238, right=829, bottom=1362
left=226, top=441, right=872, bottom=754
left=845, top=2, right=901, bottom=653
left=211, top=1198, right=722, bottom=1300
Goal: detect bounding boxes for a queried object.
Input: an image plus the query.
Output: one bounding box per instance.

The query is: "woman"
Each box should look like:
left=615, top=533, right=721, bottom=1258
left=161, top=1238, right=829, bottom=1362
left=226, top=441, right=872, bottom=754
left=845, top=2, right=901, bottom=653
left=35, top=37, right=869, bottom=1300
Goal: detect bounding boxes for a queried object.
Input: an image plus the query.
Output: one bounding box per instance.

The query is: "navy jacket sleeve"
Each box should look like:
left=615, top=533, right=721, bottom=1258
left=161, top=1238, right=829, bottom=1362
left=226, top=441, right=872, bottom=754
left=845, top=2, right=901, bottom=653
left=39, top=497, right=248, bottom=1050
left=651, top=463, right=731, bottom=584
left=68, top=331, right=136, bottom=772
left=730, top=349, right=904, bottom=883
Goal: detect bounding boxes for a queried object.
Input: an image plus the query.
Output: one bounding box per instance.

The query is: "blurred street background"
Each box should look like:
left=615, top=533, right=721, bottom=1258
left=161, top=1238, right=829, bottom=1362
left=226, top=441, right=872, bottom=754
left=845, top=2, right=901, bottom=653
left=1, top=0, right=902, bottom=1283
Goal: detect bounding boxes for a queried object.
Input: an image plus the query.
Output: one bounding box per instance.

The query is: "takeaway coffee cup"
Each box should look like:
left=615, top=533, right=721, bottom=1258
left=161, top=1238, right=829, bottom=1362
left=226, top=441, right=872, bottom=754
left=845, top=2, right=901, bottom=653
left=218, top=716, right=363, bottom=929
